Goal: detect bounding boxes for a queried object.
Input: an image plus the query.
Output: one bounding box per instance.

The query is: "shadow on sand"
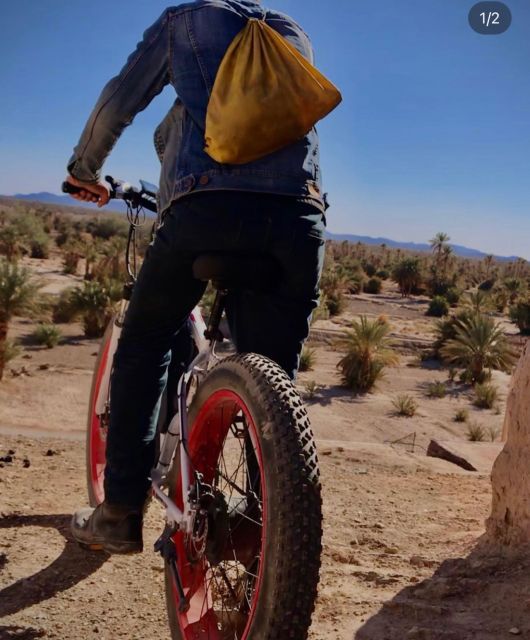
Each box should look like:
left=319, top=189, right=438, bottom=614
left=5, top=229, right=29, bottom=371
left=355, top=539, right=528, bottom=640
left=17, top=333, right=91, bottom=349
left=0, top=625, right=47, bottom=639
left=0, top=513, right=108, bottom=619
left=306, top=384, right=370, bottom=407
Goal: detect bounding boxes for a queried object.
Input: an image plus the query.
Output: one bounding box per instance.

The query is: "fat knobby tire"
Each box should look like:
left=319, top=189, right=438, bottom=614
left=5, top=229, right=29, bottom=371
left=166, top=352, right=323, bottom=640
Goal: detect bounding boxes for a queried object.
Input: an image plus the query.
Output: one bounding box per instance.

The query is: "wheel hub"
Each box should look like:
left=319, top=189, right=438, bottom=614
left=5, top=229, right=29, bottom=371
left=188, top=487, right=230, bottom=566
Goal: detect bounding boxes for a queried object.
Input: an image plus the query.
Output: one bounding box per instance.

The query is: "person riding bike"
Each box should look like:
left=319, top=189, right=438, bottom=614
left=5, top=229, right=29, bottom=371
left=67, top=0, right=327, bottom=553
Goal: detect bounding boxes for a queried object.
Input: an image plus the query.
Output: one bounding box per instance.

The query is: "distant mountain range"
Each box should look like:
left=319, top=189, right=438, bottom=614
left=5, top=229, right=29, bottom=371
left=2, top=192, right=523, bottom=262
left=323, top=232, right=522, bottom=262
left=10, top=191, right=129, bottom=213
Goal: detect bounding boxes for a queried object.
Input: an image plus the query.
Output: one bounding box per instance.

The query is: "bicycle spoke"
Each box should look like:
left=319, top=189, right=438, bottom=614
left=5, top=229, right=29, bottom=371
left=216, top=469, right=247, bottom=500
left=229, top=509, right=263, bottom=531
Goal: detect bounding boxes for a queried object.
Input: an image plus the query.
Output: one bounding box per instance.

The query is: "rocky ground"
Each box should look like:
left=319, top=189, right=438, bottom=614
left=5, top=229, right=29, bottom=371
left=4, top=434, right=526, bottom=640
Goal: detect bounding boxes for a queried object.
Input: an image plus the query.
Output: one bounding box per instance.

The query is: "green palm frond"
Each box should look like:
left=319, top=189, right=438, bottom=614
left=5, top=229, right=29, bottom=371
left=0, top=258, right=41, bottom=323
left=440, top=313, right=517, bottom=383
left=336, top=316, right=398, bottom=392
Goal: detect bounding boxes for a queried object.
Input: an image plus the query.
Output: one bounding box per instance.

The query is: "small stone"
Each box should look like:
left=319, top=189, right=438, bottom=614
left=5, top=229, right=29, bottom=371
left=23, top=458, right=31, bottom=468
left=373, top=522, right=385, bottom=530
left=410, top=555, right=427, bottom=567
left=356, top=468, right=369, bottom=474
left=39, top=363, right=50, bottom=370
left=384, top=546, right=399, bottom=555
left=45, top=449, right=58, bottom=457
left=509, top=629, right=521, bottom=636
left=8, top=450, right=15, bottom=455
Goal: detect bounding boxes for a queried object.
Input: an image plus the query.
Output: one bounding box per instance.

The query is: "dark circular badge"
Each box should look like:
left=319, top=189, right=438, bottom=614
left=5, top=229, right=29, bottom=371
left=469, top=2, right=512, bottom=34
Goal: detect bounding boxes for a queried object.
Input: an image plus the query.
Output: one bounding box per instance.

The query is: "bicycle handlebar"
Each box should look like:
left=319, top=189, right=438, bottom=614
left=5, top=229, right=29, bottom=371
left=61, top=175, right=158, bottom=214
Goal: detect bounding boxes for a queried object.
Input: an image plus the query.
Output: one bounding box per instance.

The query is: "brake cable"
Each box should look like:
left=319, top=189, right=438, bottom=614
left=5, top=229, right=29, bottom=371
left=124, top=200, right=146, bottom=282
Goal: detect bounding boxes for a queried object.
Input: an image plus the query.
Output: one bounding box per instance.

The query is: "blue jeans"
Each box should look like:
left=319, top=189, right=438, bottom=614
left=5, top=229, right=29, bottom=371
left=104, top=191, right=325, bottom=506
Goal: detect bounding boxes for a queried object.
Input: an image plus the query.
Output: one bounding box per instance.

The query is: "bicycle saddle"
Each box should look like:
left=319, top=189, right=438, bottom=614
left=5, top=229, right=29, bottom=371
left=192, top=253, right=281, bottom=291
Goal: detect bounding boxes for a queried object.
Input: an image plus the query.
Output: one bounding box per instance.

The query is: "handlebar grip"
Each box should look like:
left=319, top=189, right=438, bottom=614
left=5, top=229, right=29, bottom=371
left=61, top=181, right=82, bottom=195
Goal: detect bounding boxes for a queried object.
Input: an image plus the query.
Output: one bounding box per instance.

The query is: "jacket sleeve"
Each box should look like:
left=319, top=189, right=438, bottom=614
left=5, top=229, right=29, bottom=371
left=67, top=10, right=171, bottom=183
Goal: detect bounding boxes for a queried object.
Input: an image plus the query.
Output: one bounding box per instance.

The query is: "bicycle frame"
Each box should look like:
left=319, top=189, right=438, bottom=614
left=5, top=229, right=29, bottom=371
left=94, top=301, right=215, bottom=534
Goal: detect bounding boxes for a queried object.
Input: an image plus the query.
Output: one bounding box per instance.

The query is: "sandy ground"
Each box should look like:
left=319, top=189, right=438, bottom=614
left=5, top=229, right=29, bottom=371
left=0, top=434, right=498, bottom=640
left=0, top=257, right=526, bottom=639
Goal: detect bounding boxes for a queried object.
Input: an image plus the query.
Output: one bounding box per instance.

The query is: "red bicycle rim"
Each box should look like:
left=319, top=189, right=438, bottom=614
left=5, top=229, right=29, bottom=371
left=88, top=336, right=112, bottom=505
left=171, top=389, right=267, bottom=640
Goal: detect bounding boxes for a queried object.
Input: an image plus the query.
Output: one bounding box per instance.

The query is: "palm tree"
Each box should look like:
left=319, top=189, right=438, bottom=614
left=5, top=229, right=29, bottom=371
left=0, top=225, right=24, bottom=262
left=392, top=257, right=422, bottom=297
left=441, top=244, right=454, bottom=273
left=503, top=277, right=527, bottom=305
left=83, top=241, right=99, bottom=281
left=462, top=289, right=491, bottom=314
left=440, top=313, right=517, bottom=384
left=97, top=236, right=127, bottom=280
left=509, top=301, right=530, bottom=335
left=492, top=286, right=510, bottom=313
left=62, top=240, right=82, bottom=275
left=336, top=316, right=398, bottom=392
left=482, top=254, right=494, bottom=280
left=320, top=262, right=348, bottom=316
left=70, top=281, right=114, bottom=338
left=0, top=259, right=40, bottom=379
left=429, top=232, right=450, bottom=258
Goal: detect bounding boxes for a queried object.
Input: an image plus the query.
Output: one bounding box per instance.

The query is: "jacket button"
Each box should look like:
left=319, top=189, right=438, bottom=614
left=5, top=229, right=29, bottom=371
left=199, top=175, right=209, bottom=186
left=183, top=177, right=195, bottom=191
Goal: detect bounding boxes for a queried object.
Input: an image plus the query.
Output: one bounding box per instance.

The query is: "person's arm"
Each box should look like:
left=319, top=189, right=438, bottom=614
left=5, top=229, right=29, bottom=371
left=66, top=9, right=171, bottom=204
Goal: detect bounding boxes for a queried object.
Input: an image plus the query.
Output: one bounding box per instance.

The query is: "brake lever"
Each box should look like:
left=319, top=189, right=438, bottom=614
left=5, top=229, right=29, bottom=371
left=104, top=175, right=120, bottom=198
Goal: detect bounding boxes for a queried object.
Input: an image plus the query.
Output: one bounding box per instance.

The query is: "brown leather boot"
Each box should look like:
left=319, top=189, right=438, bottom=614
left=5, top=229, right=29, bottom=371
left=71, top=502, right=144, bottom=554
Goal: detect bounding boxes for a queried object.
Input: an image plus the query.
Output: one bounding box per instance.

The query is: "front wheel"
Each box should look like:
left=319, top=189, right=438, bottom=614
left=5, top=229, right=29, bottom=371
left=165, top=353, right=322, bottom=640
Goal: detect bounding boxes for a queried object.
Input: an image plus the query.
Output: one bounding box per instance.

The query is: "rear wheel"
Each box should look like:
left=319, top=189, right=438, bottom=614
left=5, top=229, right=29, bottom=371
left=165, top=353, right=322, bottom=640
left=85, top=318, right=174, bottom=506
left=85, top=319, right=114, bottom=507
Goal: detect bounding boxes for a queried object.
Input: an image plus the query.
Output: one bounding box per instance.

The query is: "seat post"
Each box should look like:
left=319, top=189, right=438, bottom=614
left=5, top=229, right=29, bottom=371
left=204, top=286, right=227, bottom=343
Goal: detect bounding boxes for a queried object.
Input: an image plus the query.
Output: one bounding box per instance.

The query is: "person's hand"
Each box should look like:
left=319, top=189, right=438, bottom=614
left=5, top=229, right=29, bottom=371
left=65, top=175, right=110, bottom=208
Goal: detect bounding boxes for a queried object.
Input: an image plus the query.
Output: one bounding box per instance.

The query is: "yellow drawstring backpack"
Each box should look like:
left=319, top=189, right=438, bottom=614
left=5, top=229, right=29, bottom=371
left=204, top=18, right=342, bottom=165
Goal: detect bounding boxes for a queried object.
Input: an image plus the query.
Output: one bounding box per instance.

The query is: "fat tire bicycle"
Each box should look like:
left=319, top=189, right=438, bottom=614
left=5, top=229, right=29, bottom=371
left=63, top=177, right=323, bottom=640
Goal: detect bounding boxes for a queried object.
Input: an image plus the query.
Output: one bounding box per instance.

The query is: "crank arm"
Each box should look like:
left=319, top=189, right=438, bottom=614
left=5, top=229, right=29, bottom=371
left=169, top=558, right=190, bottom=613
left=154, top=525, right=190, bottom=614
left=151, top=468, right=186, bottom=528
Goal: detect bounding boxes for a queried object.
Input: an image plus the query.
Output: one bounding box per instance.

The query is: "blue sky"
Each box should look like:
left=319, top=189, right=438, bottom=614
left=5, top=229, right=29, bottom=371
left=1, top=1, right=529, bottom=257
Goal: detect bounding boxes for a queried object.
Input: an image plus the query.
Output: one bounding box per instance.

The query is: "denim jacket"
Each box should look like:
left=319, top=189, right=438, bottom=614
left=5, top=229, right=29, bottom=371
left=67, top=0, right=325, bottom=214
